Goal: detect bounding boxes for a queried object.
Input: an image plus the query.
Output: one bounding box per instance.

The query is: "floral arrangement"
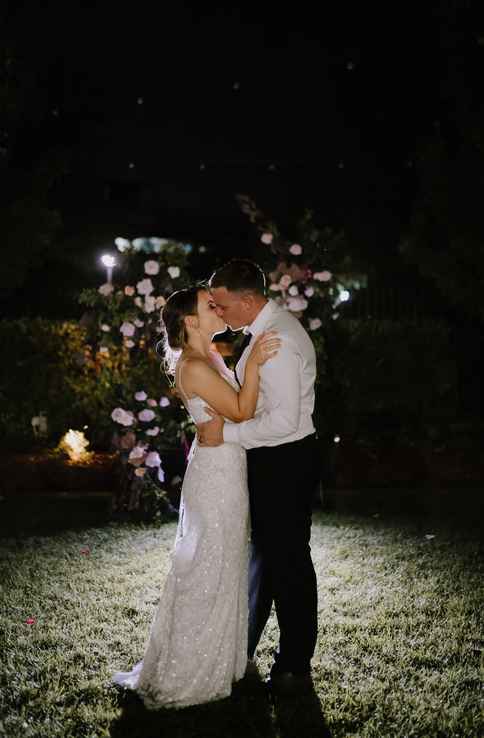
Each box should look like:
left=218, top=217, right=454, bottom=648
left=237, top=194, right=367, bottom=345
left=78, top=237, right=199, bottom=489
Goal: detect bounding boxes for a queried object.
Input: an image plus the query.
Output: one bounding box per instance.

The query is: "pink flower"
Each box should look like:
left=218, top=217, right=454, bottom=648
left=261, top=232, right=274, bottom=245
left=135, top=391, right=147, bottom=401
left=313, top=270, right=332, bottom=282
left=135, top=467, right=146, bottom=477
left=144, top=296, right=156, bottom=313
left=134, top=297, right=143, bottom=307
left=158, top=467, right=165, bottom=483
left=25, top=617, right=36, bottom=625
left=134, top=319, right=144, bottom=328
left=289, top=243, right=303, bottom=255
left=80, top=547, right=90, bottom=555
left=120, top=322, right=135, bottom=337
left=137, top=278, right=154, bottom=296
left=145, top=451, right=162, bottom=467
left=111, top=408, right=135, bottom=426
left=155, top=296, right=166, bottom=309
left=129, top=446, right=147, bottom=466
left=146, top=426, right=160, bottom=436
left=98, top=283, right=114, bottom=296
left=124, top=285, right=135, bottom=296
left=138, top=409, right=156, bottom=422
left=309, top=318, right=322, bottom=331
left=125, top=339, right=135, bottom=348
left=279, top=275, right=292, bottom=289
left=159, top=397, right=170, bottom=407
left=304, top=286, right=315, bottom=297
left=147, top=399, right=157, bottom=407
left=144, top=260, right=160, bottom=276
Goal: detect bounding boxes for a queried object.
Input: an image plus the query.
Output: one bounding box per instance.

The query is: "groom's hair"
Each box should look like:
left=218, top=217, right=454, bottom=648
left=208, top=259, right=266, bottom=296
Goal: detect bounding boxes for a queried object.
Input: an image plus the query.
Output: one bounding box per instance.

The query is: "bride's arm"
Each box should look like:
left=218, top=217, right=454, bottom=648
left=182, top=332, right=280, bottom=423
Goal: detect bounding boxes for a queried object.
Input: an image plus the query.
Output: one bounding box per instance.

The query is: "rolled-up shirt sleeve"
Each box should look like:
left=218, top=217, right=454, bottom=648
left=223, top=339, right=301, bottom=449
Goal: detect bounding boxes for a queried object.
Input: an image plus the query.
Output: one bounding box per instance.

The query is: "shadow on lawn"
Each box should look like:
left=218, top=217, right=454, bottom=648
left=109, top=680, right=332, bottom=738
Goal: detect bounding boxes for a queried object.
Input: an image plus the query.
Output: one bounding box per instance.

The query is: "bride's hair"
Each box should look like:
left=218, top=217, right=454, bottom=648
left=156, top=286, right=203, bottom=375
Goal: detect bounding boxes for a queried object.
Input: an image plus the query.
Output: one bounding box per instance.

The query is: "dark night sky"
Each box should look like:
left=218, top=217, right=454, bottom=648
left=2, top=0, right=483, bottom=314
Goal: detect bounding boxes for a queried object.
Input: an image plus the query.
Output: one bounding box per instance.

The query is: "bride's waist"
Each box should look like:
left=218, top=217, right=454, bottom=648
left=190, top=438, right=244, bottom=456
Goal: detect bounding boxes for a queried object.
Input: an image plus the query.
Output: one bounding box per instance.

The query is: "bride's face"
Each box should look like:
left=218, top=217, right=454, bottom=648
left=195, top=289, right=227, bottom=337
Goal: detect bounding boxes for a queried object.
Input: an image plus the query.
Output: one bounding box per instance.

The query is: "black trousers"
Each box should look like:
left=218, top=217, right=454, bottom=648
left=247, top=433, right=319, bottom=674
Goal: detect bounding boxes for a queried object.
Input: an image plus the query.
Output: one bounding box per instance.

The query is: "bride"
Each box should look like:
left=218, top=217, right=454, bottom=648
left=112, top=285, right=280, bottom=709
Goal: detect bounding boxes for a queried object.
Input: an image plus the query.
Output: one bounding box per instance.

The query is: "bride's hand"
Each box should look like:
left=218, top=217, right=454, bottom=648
left=247, top=331, right=281, bottom=367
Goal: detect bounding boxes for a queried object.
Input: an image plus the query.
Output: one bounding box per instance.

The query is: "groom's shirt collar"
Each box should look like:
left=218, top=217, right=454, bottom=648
left=246, top=299, right=275, bottom=337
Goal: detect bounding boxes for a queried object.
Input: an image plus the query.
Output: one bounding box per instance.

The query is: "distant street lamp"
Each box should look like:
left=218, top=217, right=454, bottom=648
left=101, top=254, right=116, bottom=284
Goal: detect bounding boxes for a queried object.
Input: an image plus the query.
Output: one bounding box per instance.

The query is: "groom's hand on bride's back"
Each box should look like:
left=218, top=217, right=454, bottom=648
left=197, top=408, right=225, bottom=446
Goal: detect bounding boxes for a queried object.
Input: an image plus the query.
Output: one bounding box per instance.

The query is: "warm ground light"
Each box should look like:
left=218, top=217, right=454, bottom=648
left=0, top=511, right=482, bottom=738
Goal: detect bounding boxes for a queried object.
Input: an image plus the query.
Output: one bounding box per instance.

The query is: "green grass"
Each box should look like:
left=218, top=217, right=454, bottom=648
left=0, top=511, right=482, bottom=738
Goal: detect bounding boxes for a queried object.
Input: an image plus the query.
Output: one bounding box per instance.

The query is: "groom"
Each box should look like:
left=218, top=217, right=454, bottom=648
left=197, top=258, right=319, bottom=696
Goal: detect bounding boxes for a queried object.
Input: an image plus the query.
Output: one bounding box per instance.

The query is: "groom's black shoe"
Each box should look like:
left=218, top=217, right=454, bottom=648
left=267, top=671, right=315, bottom=698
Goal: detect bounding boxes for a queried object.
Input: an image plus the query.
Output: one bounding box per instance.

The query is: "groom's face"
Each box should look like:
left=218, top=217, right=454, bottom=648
left=209, top=287, right=249, bottom=330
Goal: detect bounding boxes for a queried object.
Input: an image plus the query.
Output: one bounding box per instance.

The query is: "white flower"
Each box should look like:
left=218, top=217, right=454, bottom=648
left=111, top=408, right=135, bottom=426
left=146, top=426, right=160, bottom=436
left=144, top=260, right=160, bottom=276
left=101, top=324, right=111, bottom=332
left=135, top=391, right=147, bottom=401
left=115, top=237, right=131, bottom=252
left=155, top=296, right=166, bottom=309
left=309, top=318, right=322, bottom=330
left=280, top=275, right=292, bottom=289
left=159, top=397, right=170, bottom=407
left=313, top=270, right=332, bottom=282
left=147, top=398, right=157, bottom=407
left=134, top=319, right=144, bottom=328
left=124, top=285, right=135, bottom=296
left=145, top=451, right=161, bottom=468
left=261, top=232, right=273, bottom=245
left=287, top=296, right=308, bottom=312
left=144, top=295, right=156, bottom=313
left=167, top=266, right=180, bottom=279
left=135, top=467, right=146, bottom=477
left=304, top=286, right=315, bottom=297
left=289, top=243, right=302, bottom=255
left=138, top=409, right=156, bottom=422
left=125, top=339, right=135, bottom=348
left=288, top=285, right=299, bottom=296
left=99, top=346, right=110, bottom=355
left=98, top=283, right=114, bottom=296
left=137, top=278, right=154, bottom=296
left=134, top=297, right=143, bottom=307
left=270, top=283, right=282, bottom=291
left=120, top=322, right=135, bottom=337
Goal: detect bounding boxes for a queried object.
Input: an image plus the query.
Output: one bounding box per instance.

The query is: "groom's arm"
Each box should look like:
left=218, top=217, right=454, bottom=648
left=222, top=339, right=301, bottom=450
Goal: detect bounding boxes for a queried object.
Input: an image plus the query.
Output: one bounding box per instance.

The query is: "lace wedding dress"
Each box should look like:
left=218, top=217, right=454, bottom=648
left=112, top=365, right=249, bottom=709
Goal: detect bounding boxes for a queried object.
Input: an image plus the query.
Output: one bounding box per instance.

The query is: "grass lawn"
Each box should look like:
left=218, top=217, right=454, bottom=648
left=0, top=510, right=482, bottom=738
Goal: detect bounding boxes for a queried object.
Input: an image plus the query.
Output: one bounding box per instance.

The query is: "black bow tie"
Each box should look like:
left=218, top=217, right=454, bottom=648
left=238, top=331, right=252, bottom=355
left=234, top=331, right=252, bottom=387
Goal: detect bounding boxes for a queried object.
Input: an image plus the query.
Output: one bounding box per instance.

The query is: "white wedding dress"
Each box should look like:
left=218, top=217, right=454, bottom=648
left=112, top=365, right=249, bottom=709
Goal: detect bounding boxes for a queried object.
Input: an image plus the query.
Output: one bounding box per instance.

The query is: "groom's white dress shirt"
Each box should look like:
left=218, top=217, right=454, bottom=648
left=223, top=299, right=316, bottom=450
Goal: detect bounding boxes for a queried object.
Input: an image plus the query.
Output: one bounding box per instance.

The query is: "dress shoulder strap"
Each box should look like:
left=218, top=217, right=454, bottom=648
left=175, top=358, right=192, bottom=405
